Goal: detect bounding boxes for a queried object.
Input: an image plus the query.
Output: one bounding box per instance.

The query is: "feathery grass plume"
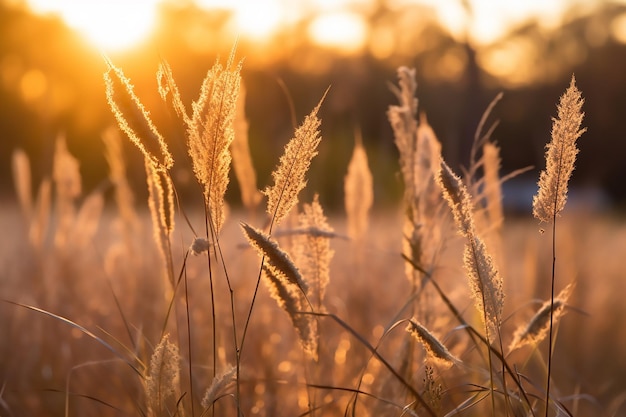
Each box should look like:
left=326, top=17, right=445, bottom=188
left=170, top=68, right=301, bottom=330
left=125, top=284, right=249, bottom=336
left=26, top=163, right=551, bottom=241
left=186, top=53, right=242, bottom=235
left=294, top=194, right=334, bottom=308
left=201, top=364, right=237, bottom=409
left=509, top=284, right=574, bottom=353
left=103, top=127, right=139, bottom=238
left=463, top=235, right=505, bottom=339
left=262, top=265, right=318, bottom=360
left=104, top=58, right=173, bottom=171
left=30, top=178, right=51, bottom=249
left=156, top=59, right=190, bottom=125
left=12, top=149, right=33, bottom=222
left=414, top=115, right=443, bottom=212
left=344, top=130, right=373, bottom=241
left=388, top=66, right=418, bottom=199
left=264, top=92, right=326, bottom=227
left=388, top=67, right=445, bottom=294
left=406, top=319, right=459, bottom=367
left=533, top=76, right=586, bottom=223
left=404, top=116, right=444, bottom=275
left=437, top=161, right=474, bottom=236
left=53, top=135, right=81, bottom=249
left=144, top=334, right=181, bottom=416
left=232, top=81, right=262, bottom=209
left=240, top=222, right=308, bottom=294
left=437, top=161, right=504, bottom=339
left=145, top=159, right=175, bottom=286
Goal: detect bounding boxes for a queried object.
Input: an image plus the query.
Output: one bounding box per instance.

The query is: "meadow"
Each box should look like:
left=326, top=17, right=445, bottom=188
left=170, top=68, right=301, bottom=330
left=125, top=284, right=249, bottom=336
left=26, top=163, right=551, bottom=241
left=1, top=54, right=625, bottom=417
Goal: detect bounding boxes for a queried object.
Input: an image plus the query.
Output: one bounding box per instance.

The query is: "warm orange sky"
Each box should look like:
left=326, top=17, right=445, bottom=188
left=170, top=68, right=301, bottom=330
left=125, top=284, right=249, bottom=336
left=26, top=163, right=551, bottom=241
left=23, top=0, right=602, bottom=52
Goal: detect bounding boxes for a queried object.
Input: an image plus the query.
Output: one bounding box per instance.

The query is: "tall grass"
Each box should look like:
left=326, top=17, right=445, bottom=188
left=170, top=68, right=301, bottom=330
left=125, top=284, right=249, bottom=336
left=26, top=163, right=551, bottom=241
left=3, top=52, right=615, bottom=417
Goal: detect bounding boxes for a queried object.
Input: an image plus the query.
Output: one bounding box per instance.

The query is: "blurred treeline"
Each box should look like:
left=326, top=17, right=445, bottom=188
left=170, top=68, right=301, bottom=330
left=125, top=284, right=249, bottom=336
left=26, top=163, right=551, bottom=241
left=1, top=1, right=626, bottom=210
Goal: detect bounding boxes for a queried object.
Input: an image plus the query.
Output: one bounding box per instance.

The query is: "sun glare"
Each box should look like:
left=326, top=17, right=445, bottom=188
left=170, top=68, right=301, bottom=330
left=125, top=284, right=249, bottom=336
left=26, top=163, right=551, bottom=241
left=308, top=12, right=367, bottom=53
left=22, top=0, right=581, bottom=57
left=26, top=0, right=160, bottom=52
left=195, top=0, right=306, bottom=43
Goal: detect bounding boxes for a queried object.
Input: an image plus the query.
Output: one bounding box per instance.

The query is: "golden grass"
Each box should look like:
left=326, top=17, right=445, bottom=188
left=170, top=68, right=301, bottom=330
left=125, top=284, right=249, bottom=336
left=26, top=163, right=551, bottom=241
left=2, top=57, right=622, bottom=417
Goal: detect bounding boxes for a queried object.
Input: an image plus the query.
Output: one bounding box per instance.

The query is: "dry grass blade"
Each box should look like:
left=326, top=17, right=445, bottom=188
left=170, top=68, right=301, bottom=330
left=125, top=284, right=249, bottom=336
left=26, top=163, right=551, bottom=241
left=104, top=58, right=173, bottom=171
left=264, top=90, right=326, bottom=228
left=5, top=301, right=141, bottom=375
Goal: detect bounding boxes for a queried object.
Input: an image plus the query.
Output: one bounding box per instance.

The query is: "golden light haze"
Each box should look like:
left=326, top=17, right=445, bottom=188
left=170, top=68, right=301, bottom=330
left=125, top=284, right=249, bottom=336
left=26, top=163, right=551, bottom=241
left=24, top=0, right=590, bottom=52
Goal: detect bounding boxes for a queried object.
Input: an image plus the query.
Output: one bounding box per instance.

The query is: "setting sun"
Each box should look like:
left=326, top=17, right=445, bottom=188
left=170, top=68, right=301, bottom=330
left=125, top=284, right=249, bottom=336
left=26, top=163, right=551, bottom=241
left=26, top=0, right=159, bottom=51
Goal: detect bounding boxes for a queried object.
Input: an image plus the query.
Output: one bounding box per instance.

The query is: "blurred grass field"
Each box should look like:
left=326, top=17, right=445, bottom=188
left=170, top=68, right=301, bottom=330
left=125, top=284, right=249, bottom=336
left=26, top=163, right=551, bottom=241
left=1, top=199, right=625, bottom=416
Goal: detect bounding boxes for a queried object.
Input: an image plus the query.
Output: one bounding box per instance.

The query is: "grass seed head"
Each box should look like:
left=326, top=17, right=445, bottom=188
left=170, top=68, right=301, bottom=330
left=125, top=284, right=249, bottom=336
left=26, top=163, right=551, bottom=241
left=533, top=75, right=586, bottom=224
left=406, top=319, right=459, bottom=367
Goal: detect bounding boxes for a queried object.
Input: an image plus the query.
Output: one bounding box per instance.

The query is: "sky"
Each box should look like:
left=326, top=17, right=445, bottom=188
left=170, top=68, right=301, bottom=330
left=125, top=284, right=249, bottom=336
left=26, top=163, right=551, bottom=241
left=22, top=0, right=597, bottom=52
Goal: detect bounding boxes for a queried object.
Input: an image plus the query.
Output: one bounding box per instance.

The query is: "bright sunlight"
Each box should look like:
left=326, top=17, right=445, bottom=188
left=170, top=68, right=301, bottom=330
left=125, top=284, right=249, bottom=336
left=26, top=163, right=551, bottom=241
left=24, top=0, right=580, bottom=52
left=26, top=0, right=159, bottom=51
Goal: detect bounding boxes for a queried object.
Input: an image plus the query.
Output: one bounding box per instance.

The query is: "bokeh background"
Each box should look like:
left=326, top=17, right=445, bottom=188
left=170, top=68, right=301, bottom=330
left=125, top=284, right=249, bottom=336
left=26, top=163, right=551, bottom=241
left=1, top=0, right=625, bottom=209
